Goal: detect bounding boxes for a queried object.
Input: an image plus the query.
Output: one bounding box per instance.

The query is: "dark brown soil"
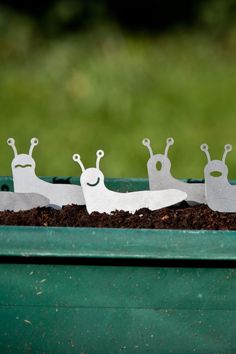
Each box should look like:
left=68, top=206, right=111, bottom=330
left=0, top=202, right=236, bottom=230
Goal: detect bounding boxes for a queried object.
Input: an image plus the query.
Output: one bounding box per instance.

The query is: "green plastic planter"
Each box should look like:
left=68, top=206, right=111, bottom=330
left=0, top=177, right=236, bottom=353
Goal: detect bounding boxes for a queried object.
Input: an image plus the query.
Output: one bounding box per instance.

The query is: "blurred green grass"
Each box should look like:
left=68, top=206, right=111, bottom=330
left=1, top=22, right=236, bottom=179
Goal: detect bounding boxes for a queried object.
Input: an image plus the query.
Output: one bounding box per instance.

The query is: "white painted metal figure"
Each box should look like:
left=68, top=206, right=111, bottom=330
left=8, top=137, right=85, bottom=208
left=142, top=137, right=205, bottom=205
left=0, top=192, right=50, bottom=212
left=201, top=143, right=236, bottom=212
left=73, top=149, right=187, bottom=214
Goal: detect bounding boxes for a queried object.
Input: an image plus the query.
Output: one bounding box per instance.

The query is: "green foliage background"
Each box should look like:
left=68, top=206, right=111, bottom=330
left=0, top=3, right=236, bottom=178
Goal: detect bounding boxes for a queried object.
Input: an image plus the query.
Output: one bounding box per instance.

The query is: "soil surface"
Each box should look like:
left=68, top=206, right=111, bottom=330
left=0, top=202, right=236, bottom=230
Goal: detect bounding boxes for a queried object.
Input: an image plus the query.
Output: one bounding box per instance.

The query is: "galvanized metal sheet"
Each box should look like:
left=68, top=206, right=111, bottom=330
left=0, top=192, right=49, bottom=211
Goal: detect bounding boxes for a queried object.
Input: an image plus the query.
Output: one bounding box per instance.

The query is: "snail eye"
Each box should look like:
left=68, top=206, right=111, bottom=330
left=87, top=177, right=100, bottom=187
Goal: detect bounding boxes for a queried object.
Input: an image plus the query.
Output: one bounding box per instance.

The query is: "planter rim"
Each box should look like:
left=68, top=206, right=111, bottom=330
left=0, top=225, right=236, bottom=261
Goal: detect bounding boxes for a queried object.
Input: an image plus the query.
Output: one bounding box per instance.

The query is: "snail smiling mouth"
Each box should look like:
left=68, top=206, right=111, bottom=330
left=87, top=177, right=100, bottom=187
left=14, top=164, right=32, bottom=168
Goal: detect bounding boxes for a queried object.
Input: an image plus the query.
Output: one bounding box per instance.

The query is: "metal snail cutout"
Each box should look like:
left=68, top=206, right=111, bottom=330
left=0, top=138, right=50, bottom=211
left=142, top=137, right=205, bottom=205
left=201, top=143, right=236, bottom=212
left=0, top=191, right=50, bottom=212
left=8, top=137, right=85, bottom=208
left=73, top=149, right=187, bottom=214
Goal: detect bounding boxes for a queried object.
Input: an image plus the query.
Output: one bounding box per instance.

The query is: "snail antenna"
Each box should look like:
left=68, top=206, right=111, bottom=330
left=7, top=138, right=18, bottom=157
left=200, top=144, right=211, bottom=163
left=96, top=150, right=104, bottom=169
left=73, top=154, right=85, bottom=173
left=164, top=137, right=174, bottom=157
left=142, top=138, right=153, bottom=157
left=222, top=144, right=232, bottom=163
left=29, top=137, right=38, bottom=156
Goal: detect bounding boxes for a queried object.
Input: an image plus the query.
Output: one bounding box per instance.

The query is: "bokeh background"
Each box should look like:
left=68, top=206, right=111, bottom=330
left=0, top=0, right=236, bottom=178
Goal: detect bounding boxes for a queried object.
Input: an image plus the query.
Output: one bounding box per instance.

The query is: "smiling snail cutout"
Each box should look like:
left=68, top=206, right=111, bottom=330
left=142, top=137, right=205, bottom=205
left=73, top=149, right=187, bottom=214
left=0, top=162, right=49, bottom=213
left=8, top=138, right=85, bottom=208
left=201, top=143, right=236, bottom=212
